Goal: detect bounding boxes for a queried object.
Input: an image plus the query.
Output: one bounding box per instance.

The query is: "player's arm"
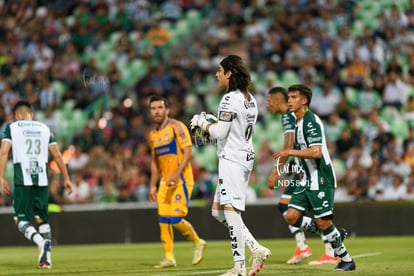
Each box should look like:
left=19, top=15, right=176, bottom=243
left=207, top=119, right=231, bottom=139
left=149, top=154, right=160, bottom=202
left=273, top=145, right=322, bottom=159
left=0, top=140, right=11, bottom=195
left=279, top=132, right=295, bottom=166
left=166, top=145, right=192, bottom=185
left=49, top=143, right=73, bottom=195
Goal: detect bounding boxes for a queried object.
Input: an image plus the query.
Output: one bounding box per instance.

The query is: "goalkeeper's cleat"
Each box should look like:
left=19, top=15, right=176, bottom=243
left=192, top=239, right=207, bottom=265
left=153, top=258, right=177, bottom=268
left=286, top=246, right=312, bottom=264
left=218, top=267, right=247, bottom=276
left=308, top=253, right=339, bottom=265
left=334, top=260, right=356, bottom=271
left=248, top=245, right=271, bottom=276
left=38, top=239, right=52, bottom=269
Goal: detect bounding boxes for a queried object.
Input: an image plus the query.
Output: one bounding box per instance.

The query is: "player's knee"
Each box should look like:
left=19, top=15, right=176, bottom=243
left=285, top=209, right=300, bottom=226
left=316, top=216, right=332, bottom=231
left=17, top=221, right=29, bottom=233
left=278, top=203, right=288, bottom=216
left=34, top=215, right=44, bottom=225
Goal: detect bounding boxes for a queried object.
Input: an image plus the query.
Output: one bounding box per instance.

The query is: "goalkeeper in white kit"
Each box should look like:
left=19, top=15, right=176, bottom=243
left=191, top=54, right=270, bottom=276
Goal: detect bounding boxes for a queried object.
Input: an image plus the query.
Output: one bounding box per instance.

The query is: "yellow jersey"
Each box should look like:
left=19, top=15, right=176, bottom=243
left=149, top=118, right=193, bottom=186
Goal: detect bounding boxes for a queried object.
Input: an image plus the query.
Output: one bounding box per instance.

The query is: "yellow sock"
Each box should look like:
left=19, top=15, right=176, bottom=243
left=166, top=252, right=175, bottom=260
left=160, top=223, right=174, bottom=258
left=172, top=219, right=201, bottom=245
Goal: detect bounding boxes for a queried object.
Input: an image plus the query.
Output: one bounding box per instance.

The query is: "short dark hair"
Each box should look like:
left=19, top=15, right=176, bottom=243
left=288, top=84, right=312, bottom=106
left=13, top=100, right=32, bottom=114
left=148, top=95, right=169, bottom=108
left=268, top=86, right=288, bottom=102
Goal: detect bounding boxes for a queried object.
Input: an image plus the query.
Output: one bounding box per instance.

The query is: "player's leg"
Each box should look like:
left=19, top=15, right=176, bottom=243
left=285, top=189, right=320, bottom=235
left=279, top=188, right=311, bottom=265
left=214, top=159, right=270, bottom=276
left=223, top=206, right=246, bottom=273
left=34, top=186, right=52, bottom=268
left=14, top=186, right=50, bottom=268
left=309, top=235, right=338, bottom=265
left=212, top=207, right=263, bottom=253
left=213, top=160, right=247, bottom=275
left=311, top=187, right=355, bottom=271
left=170, top=182, right=206, bottom=265
left=154, top=185, right=176, bottom=268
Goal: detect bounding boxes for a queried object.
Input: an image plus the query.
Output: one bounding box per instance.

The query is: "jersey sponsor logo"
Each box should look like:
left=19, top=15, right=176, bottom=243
left=243, top=100, right=256, bottom=109
left=27, top=160, right=44, bottom=175
left=246, top=152, right=255, bottom=161
left=246, top=113, right=256, bottom=123
left=219, top=111, right=233, bottom=122
left=23, top=130, right=41, bottom=137
left=308, top=136, right=322, bottom=143
left=17, top=121, right=42, bottom=127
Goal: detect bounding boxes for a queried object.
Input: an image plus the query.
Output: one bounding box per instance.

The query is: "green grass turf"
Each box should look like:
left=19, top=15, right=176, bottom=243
left=0, top=236, right=413, bottom=275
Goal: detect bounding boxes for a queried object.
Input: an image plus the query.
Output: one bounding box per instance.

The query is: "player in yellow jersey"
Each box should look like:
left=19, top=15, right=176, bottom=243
left=148, top=95, right=206, bottom=269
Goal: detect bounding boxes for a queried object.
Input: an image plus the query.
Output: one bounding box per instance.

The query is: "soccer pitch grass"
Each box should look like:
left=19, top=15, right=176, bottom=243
left=0, top=236, right=413, bottom=275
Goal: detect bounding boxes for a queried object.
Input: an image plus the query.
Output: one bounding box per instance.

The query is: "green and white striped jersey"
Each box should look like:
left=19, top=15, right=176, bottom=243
left=294, top=110, right=336, bottom=190
left=2, top=119, right=56, bottom=186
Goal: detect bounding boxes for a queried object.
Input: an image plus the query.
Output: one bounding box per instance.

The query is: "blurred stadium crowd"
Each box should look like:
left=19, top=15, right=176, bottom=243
left=0, top=0, right=414, bottom=207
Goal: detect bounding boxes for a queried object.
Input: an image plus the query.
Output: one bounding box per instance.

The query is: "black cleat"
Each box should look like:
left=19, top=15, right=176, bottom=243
left=334, top=260, right=356, bottom=271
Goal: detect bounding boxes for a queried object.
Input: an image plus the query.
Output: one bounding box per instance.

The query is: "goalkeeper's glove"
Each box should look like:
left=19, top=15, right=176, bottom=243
left=190, top=112, right=217, bottom=131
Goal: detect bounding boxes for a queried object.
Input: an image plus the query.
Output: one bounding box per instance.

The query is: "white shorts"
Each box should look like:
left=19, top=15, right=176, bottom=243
left=213, top=158, right=251, bottom=211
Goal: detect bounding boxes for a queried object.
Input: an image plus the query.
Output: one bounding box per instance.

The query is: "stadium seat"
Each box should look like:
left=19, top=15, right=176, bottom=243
left=280, top=70, right=299, bottom=87
left=185, top=9, right=202, bottom=28
left=264, top=115, right=284, bottom=150
left=345, top=86, right=359, bottom=107
left=51, top=81, right=66, bottom=105
left=174, top=19, right=191, bottom=38
left=380, top=106, right=409, bottom=139
left=193, top=145, right=217, bottom=172
left=108, top=31, right=121, bottom=47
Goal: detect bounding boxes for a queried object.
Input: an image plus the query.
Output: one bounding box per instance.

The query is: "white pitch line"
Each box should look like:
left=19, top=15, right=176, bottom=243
left=352, top=252, right=382, bottom=258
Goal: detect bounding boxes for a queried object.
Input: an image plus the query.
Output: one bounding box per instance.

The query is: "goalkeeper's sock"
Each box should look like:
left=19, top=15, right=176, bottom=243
left=160, top=222, right=174, bottom=254
left=224, top=210, right=246, bottom=271
left=288, top=225, right=307, bottom=250
left=323, top=225, right=352, bottom=262
left=212, top=209, right=258, bottom=252
left=243, top=223, right=260, bottom=252
left=172, top=219, right=201, bottom=245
